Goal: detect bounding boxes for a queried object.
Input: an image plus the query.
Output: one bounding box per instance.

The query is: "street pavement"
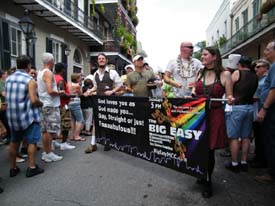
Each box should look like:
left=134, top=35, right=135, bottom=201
left=0, top=139, right=274, bottom=206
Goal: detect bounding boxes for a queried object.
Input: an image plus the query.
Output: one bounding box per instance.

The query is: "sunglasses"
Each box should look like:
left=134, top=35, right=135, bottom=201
left=182, top=46, right=194, bottom=49
left=255, top=65, right=265, bottom=69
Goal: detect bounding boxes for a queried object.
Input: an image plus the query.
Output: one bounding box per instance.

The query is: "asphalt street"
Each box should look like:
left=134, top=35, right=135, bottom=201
left=0, top=139, right=274, bottom=206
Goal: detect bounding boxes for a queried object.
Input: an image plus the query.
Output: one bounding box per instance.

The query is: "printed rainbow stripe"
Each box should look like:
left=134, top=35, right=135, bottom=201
left=165, top=98, right=206, bottom=129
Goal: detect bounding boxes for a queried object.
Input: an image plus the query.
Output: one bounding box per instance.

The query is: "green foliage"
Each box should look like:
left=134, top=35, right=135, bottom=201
left=100, top=4, right=105, bottom=14
left=91, top=0, right=96, bottom=16
left=115, top=22, right=137, bottom=54
left=132, top=16, right=139, bottom=26
left=193, top=40, right=206, bottom=60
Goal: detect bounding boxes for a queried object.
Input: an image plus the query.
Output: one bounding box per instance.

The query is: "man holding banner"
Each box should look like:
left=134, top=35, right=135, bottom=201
left=85, top=53, right=122, bottom=153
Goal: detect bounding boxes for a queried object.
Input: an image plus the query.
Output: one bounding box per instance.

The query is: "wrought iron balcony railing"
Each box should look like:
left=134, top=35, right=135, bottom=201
left=43, top=0, right=102, bottom=39
left=220, top=9, right=275, bottom=55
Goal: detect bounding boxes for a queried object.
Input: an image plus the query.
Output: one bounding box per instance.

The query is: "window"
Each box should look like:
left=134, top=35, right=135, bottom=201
left=52, top=40, right=61, bottom=62
left=253, top=0, right=260, bottom=17
left=235, top=17, right=239, bottom=32
left=104, top=22, right=110, bottom=40
left=10, top=27, right=22, bottom=57
left=73, top=49, right=82, bottom=64
left=217, top=30, right=220, bottom=40
left=242, top=9, right=248, bottom=34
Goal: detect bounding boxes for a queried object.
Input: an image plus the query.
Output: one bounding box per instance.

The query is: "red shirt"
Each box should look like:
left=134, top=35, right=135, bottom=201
left=54, top=74, right=70, bottom=106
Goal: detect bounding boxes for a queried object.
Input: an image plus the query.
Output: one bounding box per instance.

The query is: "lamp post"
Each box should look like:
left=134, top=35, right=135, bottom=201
left=19, top=9, right=34, bottom=56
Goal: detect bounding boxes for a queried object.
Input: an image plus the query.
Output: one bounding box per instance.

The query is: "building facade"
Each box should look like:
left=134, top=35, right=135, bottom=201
left=0, top=0, right=138, bottom=79
left=206, top=0, right=275, bottom=60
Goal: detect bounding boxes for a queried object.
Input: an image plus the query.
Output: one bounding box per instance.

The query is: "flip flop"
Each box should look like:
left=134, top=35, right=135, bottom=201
left=72, top=137, right=86, bottom=141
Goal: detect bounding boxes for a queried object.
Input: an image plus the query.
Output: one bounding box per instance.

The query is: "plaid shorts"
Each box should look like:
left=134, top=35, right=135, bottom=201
left=41, top=107, right=61, bottom=134
left=60, top=106, right=71, bottom=131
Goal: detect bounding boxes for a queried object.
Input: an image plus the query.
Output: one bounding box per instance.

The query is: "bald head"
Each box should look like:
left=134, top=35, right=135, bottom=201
left=180, top=42, right=194, bottom=59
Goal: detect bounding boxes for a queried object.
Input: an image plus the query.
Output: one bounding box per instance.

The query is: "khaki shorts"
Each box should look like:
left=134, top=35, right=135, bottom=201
left=41, top=107, right=61, bottom=134
left=60, top=106, right=71, bottom=131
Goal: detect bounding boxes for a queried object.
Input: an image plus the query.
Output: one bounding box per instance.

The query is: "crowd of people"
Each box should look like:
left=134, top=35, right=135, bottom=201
left=0, top=40, right=274, bottom=198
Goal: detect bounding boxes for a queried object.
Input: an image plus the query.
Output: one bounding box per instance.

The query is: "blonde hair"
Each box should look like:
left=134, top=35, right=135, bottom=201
left=71, top=73, right=81, bottom=83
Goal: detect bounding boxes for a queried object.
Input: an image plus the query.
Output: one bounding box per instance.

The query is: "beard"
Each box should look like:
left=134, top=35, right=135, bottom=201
left=98, top=64, right=106, bottom=69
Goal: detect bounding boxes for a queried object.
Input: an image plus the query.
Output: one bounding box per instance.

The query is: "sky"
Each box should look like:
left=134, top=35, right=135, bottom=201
left=136, top=0, right=224, bottom=72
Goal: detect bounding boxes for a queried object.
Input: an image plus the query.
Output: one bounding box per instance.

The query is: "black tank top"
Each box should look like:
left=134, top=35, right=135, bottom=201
left=233, top=70, right=258, bottom=105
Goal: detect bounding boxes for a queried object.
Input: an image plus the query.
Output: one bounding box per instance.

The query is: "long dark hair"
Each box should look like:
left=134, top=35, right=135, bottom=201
left=199, top=47, right=225, bottom=80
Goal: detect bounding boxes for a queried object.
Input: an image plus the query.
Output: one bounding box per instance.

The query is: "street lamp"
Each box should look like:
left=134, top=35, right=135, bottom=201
left=19, top=9, right=34, bottom=56
left=64, top=46, right=71, bottom=56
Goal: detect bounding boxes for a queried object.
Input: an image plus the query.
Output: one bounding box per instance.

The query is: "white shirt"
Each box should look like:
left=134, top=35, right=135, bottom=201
left=92, top=66, right=122, bottom=88
left=166, top=57, right=202, bottom=97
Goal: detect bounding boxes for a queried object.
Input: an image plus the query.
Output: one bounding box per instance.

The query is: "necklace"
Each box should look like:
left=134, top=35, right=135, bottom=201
left=176, top=55, right=196, bottom=78
left=203, top=71, right=217, bottom=96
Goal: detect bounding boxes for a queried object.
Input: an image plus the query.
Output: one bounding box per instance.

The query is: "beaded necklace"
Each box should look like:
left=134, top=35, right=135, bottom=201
left=176, top=55, right=196, bottom=78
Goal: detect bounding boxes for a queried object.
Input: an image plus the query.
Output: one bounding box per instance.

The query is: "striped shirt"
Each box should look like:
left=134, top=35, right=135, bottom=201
left=5, top=70, right=40, bottom=131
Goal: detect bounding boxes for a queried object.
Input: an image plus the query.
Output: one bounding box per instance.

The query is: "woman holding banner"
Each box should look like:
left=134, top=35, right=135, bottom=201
left=193, top=47, right=234, bottom=198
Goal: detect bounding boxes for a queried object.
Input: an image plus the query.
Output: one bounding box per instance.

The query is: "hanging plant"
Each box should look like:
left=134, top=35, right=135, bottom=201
left=91, top=0, right=96, bottom=16
left=100, top=4, right=105, bottom=13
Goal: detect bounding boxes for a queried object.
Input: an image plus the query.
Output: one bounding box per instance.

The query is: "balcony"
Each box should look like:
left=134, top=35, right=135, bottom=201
left=95, top=0, right=137, bottom=33
left=14, top=0, right=103, bottom=45
left=220, top=9, right=275, bottom=56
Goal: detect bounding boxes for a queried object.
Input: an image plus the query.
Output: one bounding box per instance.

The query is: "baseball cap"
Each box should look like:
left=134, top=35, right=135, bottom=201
left=132, top=55, right=144, bottom=62
left=124, top=64, right=134, bottom=71
left=227, top=54, right=241, bottom=69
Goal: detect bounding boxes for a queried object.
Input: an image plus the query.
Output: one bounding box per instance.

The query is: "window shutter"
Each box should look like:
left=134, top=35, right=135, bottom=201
left=61, top=44, right=68, bottom=81
left=46, top=37, right=52, bottom=53
left=2, top=21, right=10, bottom=70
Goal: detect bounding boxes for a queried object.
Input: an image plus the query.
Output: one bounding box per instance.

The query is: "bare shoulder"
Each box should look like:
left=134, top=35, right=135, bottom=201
left=221, top=70, right=231, bottom=77
left=220, top=70, right=232, bottom=86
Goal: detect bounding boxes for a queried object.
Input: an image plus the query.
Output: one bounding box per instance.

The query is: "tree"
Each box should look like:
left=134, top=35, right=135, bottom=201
left=193, top=41, right=206, bottom=60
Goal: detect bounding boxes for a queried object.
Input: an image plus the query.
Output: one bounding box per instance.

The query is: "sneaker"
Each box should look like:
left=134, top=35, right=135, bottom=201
left=42, top=152, right=63, bottom=162
left=225, top=162, right=240, bottom=173
left=52, top=140, right=61, bottom=149
left=255, top=174, right=275, bottom=184
left=41, top=152, right=46, bottom=161
left=85, top=144, right=97, bottom=153
left=10, top=166, right=21, bottom=177
left=16, top=157, right=25, bottom=163
left=239, top=163, right=248, bottom=172
left=20, top=147, right=28, bottom=158
left=26, top=165, right=44, bottom=178
left=60, top=142, right=76, bottom=150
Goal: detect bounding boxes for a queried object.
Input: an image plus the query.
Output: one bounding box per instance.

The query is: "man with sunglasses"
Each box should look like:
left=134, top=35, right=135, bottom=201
left=255, top=41, right=275, bottom=184
left=164, top=41, right=202, bottom=97
left=126, top=55, right=156, bottom=97
left=250, top=59, right=270, bottom=169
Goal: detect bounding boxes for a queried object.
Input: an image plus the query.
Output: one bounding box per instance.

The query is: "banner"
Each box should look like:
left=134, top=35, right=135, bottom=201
left=93, top=96, right=208, bottom=179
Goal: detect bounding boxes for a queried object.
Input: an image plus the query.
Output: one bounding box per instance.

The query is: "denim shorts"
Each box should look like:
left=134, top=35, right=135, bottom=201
left=226, top=104, right=254, bottom=138
left=68, top=103, right=84, bottom=123
left=11, top=122, right=41, bottom=144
